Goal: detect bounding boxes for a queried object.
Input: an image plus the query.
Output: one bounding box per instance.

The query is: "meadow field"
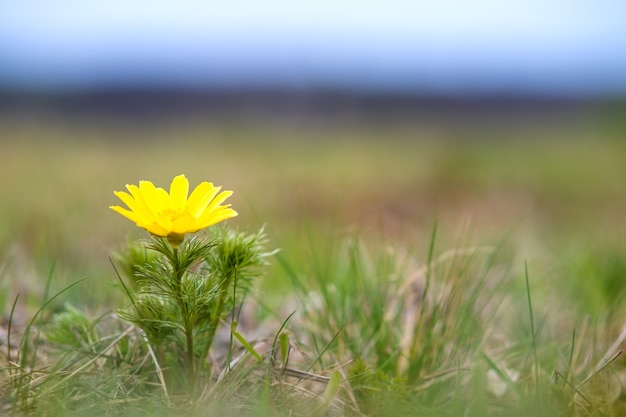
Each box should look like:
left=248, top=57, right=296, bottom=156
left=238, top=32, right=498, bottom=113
left=1, top=104, right=626, bottom=416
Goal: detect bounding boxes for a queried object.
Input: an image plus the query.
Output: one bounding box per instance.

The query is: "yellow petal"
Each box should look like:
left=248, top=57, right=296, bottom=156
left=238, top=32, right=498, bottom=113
left=126, top=184, right=157, bottom=221
left=171, top=215, right=196, bottom=234
left=197, top=211, right=237, bottom=230
left=138, top=181, right=172, bottom=232
left=139, top=221, right=170, bottom=237
left=110, top=205, right=167, bottom=235
left=138, top=181, right=167, bottom=214
left=114, top=190, right=151, bottom=222
left=169, top=174, right=189, bottom=211
left=195, top=206, right=238, bottom=230
left=204, top=190, right=234, bottom=213
left=187, top=182, right=220, bottom=218
left=109, top=205, right=144, bottom=224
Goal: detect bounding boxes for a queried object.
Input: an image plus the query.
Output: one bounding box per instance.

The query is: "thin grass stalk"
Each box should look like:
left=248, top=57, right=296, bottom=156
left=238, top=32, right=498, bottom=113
left=6, top=294, right=19, bottom=375
left=225, top=271, right=241, bottom=372
left=407, top=222, right=438, bottom=379
left=524, top=261, right=539, bottom=393
left=144, top=334, right=170, bottom=402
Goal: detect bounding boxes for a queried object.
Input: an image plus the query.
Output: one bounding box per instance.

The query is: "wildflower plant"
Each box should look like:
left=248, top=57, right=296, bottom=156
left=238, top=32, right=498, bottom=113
left=110, top=175, right=273, bottom=398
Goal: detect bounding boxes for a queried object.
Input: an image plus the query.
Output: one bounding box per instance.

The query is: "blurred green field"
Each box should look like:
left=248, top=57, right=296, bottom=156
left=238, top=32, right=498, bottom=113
left=2, top=114, right=625, bottom=304
left=2, top=111, right=626, bottom=415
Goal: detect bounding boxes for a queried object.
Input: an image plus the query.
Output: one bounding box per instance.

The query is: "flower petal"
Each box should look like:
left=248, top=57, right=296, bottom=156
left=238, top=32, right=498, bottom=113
left=187, top=182, right=220, bottom=218
left=109, top=205, right=143, bottom=224
left=172, top=215, right=196, bottom=234
left=204, top=190, right=234, bottom=213
left=195, top=206, right=238, bottom=230
left=169, top=174, right=189, bottom=212
left=138, top=181, right=172, bottom=232
left=113, top=190, right=151, bottom=221
left=138, top=181, right=167, bottom=214
left=110, top=205, right=166, bottom=235
left=126, top=184, right=157, bottom=220
left=140, top=221, right=170, bottom=237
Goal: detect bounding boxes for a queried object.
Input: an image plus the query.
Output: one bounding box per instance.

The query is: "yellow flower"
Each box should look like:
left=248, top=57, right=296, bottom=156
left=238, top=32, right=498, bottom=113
left=110, top=175, right=238, bottom=245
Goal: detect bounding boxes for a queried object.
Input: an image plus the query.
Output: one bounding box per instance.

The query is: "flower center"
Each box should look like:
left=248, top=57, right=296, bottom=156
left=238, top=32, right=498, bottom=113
left=160, top=208, right=189, bottom=221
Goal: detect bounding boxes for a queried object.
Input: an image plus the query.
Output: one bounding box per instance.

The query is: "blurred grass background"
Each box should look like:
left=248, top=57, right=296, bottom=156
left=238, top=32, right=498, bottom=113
left=3, top=4, right=626, bottom=413
left=1, top=103, right=625, bottom=318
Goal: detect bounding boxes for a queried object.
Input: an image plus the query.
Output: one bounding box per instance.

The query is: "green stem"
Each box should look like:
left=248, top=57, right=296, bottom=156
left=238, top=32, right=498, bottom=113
left=185, top=327, right=196, bottom=398
left=170, top=245, right=197, bottom=399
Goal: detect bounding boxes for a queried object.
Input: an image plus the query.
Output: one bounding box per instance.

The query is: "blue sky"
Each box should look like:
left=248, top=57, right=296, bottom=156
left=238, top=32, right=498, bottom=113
left=2, top=0, right=626, bottom=95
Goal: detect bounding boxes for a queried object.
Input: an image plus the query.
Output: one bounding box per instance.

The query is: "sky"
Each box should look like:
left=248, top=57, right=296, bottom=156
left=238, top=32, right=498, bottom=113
left=2, top=0, right=626, bottom=95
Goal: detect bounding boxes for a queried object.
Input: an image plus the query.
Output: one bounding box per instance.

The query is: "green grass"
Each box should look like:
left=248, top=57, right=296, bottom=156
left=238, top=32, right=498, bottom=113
left=2, top=115, right=626, bottom=416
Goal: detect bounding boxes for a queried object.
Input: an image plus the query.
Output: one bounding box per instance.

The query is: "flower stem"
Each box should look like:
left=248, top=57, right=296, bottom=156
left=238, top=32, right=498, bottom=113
left=185, top=327, right=196, bottom=398
left=170, top=245, right=197, bottom=399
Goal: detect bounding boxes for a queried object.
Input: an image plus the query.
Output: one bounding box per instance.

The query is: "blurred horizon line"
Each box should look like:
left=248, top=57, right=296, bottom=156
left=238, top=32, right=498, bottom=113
left=2, top=87, right=622, bottom=127
left=2, top=68, right=625, bottom=99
